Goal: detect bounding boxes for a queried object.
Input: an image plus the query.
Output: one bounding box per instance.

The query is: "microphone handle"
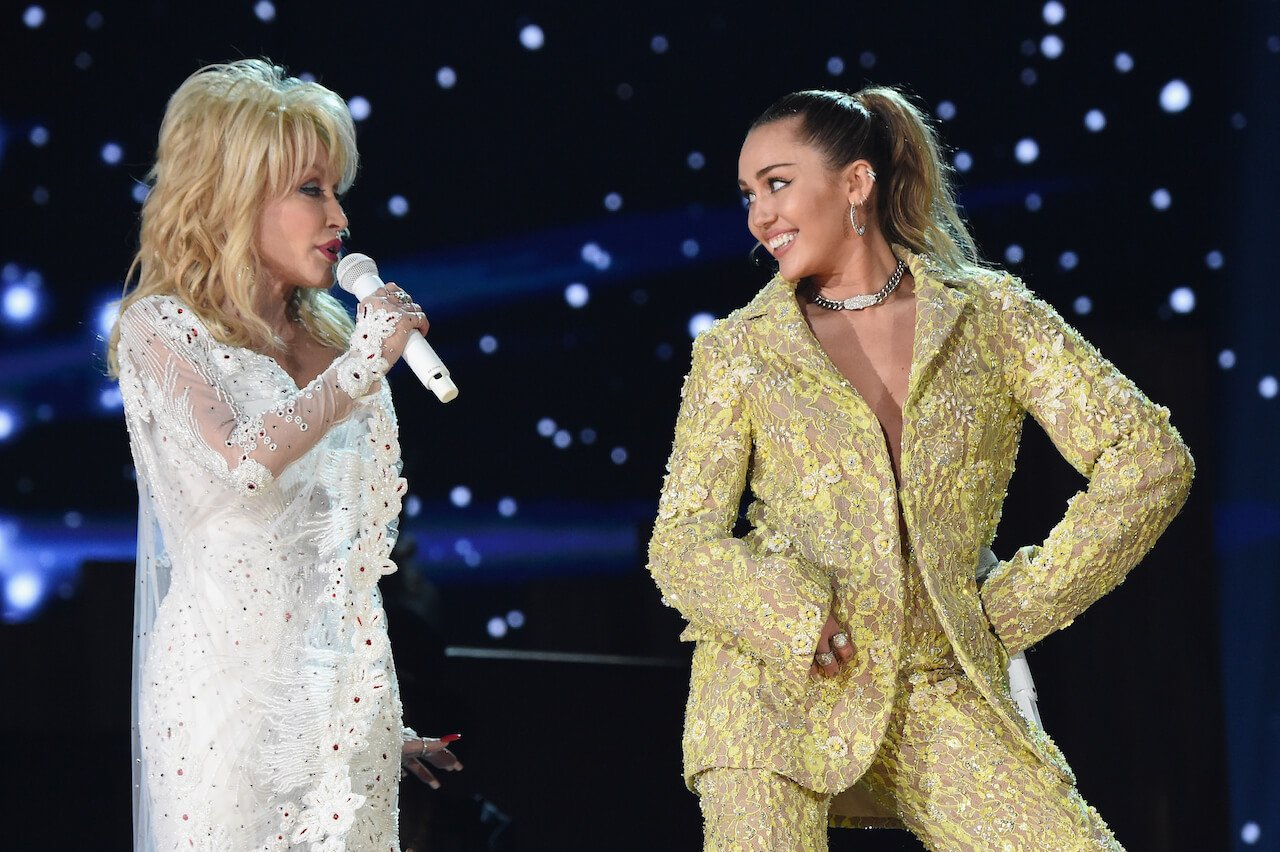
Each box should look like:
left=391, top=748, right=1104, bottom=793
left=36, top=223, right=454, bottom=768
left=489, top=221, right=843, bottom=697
left=347, top=273, right=458, bottom=403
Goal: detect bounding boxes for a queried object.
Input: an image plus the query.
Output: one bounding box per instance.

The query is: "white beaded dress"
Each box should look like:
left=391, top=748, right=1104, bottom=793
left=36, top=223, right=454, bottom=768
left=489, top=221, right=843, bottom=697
left=118, top=294, right=411, bottom=851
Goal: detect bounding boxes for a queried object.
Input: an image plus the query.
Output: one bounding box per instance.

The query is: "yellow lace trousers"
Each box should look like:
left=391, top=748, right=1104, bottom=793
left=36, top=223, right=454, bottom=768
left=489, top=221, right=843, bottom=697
left=696, top=553, right=1122, bottom=851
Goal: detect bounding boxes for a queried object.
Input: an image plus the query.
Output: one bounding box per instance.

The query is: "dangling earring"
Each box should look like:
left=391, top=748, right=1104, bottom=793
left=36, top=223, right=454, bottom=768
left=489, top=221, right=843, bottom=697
left=849, top=201, right=867, bottom=237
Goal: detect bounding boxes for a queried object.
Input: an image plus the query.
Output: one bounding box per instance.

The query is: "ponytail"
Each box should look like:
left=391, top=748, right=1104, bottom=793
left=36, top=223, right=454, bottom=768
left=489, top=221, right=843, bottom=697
left=750, top=86, right=985, bottom=280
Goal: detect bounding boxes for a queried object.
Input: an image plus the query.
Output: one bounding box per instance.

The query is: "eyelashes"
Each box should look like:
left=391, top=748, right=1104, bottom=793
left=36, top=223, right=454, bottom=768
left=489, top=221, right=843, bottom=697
left=740, top=177, right=790, bottom=206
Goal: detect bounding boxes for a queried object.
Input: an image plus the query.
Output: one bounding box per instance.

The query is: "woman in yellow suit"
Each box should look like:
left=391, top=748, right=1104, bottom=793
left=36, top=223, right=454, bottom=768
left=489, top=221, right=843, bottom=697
left=647, top=87, right=1193, bottom=851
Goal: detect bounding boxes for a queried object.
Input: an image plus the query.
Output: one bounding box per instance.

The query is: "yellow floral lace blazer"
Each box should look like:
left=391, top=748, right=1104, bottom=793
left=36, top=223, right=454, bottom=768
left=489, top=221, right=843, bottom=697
left=647, top=247, right=1193, bottom=799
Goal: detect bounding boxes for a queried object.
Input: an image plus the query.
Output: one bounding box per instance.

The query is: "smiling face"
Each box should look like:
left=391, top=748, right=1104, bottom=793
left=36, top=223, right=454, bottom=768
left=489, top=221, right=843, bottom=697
left=738, top=118, right=859, bottom=285
left=256, top=159, right=349, bottom=292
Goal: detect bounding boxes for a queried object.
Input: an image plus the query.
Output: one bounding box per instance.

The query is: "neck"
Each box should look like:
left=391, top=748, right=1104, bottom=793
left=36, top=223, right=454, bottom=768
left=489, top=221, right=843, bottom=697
left=810, top=236, right=902, bottom=297
left=252, top=273, right=300, bottom=345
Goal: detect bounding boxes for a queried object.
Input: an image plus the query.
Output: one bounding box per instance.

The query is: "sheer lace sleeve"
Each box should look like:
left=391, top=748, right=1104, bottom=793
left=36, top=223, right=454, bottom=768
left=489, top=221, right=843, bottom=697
left=117, top=296, right=401, bottom=496
left=978, top=277, right=1195, bottom=655
left=647, top=326, right=831, bottom=697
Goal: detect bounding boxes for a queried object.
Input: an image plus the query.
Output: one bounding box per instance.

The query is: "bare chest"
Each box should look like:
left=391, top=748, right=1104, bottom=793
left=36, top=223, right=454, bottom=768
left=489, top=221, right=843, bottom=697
left=272, top=333, right=343, bottom=389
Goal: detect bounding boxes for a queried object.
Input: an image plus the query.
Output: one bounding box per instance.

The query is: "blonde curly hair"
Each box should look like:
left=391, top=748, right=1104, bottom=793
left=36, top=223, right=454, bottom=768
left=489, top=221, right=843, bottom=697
left=107, top=58, right=358, bottom=376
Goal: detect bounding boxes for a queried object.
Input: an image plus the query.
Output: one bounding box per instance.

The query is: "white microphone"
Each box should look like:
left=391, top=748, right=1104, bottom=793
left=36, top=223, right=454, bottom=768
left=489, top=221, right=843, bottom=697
left=336, top=253, right=458, bottom=403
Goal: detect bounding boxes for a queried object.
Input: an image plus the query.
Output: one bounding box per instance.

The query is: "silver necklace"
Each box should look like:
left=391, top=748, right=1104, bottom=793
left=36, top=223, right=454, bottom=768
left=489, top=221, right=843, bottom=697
left=809, top=259, right=906, bottom=311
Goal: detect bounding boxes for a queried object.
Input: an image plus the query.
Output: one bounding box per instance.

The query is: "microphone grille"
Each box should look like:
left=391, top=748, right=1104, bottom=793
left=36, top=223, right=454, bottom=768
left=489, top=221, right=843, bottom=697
left=335, top=252, right=379, bottom=294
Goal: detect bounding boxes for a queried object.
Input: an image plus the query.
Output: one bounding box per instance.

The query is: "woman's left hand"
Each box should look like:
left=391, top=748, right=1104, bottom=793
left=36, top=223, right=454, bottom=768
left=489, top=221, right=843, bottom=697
left=400, top=734, right=464, bottom=789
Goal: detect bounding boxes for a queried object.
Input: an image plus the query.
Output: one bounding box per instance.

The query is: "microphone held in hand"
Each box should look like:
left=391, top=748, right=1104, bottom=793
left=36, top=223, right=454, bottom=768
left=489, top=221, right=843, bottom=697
left=336, top=253, right=458, bottom=403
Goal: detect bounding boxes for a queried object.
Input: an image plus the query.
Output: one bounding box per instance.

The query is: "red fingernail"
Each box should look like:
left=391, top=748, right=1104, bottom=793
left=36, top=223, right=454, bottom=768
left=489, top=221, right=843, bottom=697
left=441, top=734, right=462, bottom=743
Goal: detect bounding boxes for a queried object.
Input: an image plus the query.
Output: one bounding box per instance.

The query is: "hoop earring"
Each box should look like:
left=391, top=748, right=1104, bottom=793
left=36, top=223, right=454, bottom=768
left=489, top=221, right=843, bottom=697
left=749, top=241, right=774, bottom=267
left=849, top=201, right=867, bottom=237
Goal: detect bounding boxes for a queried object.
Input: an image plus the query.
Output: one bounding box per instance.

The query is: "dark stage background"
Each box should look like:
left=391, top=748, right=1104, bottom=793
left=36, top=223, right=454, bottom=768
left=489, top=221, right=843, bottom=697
left=2, top=1, right=1276, bottom=849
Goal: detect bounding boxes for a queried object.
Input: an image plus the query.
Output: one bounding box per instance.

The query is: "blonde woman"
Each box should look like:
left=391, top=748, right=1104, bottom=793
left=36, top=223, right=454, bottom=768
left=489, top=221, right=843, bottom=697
left=648, top=88, right=1193, bottom=850
left=109, top=60, right=459, bottom=851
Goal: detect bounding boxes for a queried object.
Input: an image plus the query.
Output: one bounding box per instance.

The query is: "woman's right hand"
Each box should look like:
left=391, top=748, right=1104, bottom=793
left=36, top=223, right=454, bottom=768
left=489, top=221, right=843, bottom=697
left=359, top=282, right=430, bottom=364
left=810, top=612, right=854, bottom=678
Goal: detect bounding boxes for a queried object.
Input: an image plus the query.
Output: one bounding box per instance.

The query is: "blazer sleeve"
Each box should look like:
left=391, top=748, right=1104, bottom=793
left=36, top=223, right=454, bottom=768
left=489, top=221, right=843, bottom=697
left=978, top=276, right=1194, bottom=655
left=647, top=325, right=830, bottom=697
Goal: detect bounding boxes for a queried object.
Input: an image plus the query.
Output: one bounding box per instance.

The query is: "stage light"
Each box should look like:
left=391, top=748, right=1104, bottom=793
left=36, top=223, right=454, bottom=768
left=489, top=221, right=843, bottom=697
left=0, top=409, right=16, bottom=441
left=450, top=485, right=472, bottom=508
left=1004, top=244, right=1024, bottom=264
left=1014, top=138, right=1039, bottom=164
left=479, top=334, right=498, bottom=354
left=436, top=67, right=457, bottom=89
left=32, top=187, right=48, bottom=205
left=581, top=242, right=611, bottom=271
left=29, top=126, right=48, bottom=147
left=936, top=100, right=956, bottom=121
left=1021, top=40, right=1037, bottom=57
left=1205, top=250, right=1224, bottom=270
left=454, top=538, right=474, bottom=556
left=464, top=551, right=482, bottom=568
left=487, top=616, right=508, bottom=638
left=22, top=5, right=44, bottom=28
left=1268, top=36, right=1280, bottom=54
left=1084, top=109, right=1106, bottom=132
left=553, top=429, right=572, bottom=449
left=101, top=142, right=123, bottom=165
left=1218, top=350, right=1236, bottom=369
left=564, top=282, right=590, bottom=308
left=1242, top=821, right=1261, bottom=845
left=688, top=312, right=714, bottom=338
left=64, top=511, right=82, bottom=529
left=1042, top=1, right=1065, bottom=25
left=5, top=572, right=43, bottom=614
left=99, top=387, right=122, bottom=410
left=1261, top=377, right=1278, bottom=399
left=954, top=151, right=973, bottom=173
left=387, top=195, right=409, bottom=217
left=1058, top=251, right=1078, bottom=271
left=1150, top=188, right=1172, bottom=210
left=1021, top=68, right=1038, bottom=86
left=498, top=497, right=518, bottom=518
left=610, top=447, right=628, bottom=465
left=1025, top=193, right=1043, bottom=211
left=1160, top=79, right=1191, bottom=113
left=681, top=239, right=700, bottom=258
left=579, top=428, right=597, bottom=445
left=859, top=51, right=876, bottom=69
left=537, top=418, right=556, bottom=437
left=604, top=192, right=622, bottom=211
left=75, top=52, right=92, bottom=70
left=656, top=343, right=673, bottom=361
left=506, top=610, right=525, bottom=629
left=253, top=1, right=275, bottom=21
left=3, top=282, right=39, bottom=325
left=1231, top=113, right=1247, bottom=130
left=1114, top=52, right=1134, bottom=73
left=404, top=494, right=422, bottom=518
left=651, top=35, right=669, bottom=54
left=85, top=11, right=103, bottom=29
left=1073, top=296, right=1092, bottom=316
left=687, top=151, right=706, bottom=170
left=96, top=300, right=119, bottom=338
left=1169, top=287, right=1196, bottom=314
left=520, top=24, right=545, bottom=51
left=35, top=404, right=52, bottom=422
left=617, top=83, right=634, bottom=100
left=346, top=96, right=371, bottom=122
left=827, top=57, right=845, bottom=76
left=1040, top=35, right=1064, bottom=59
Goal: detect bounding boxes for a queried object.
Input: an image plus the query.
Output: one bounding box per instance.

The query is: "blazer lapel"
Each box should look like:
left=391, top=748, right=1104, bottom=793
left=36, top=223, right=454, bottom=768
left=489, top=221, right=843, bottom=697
left=901, top=249, right=971, bottom=410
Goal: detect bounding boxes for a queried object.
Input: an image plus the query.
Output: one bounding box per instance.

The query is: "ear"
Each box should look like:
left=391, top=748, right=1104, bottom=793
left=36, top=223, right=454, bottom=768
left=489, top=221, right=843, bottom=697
left=841, top=158, right=877, bottom=205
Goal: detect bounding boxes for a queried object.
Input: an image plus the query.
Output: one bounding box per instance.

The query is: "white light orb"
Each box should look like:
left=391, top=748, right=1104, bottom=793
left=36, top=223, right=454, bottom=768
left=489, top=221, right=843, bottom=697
left=1058, top=251, right=1078, bottom=271
left=253, top=1, right=275, bottom=22
left=85, top=11, right=104, bottom=29
left=1040, top=34, right=1064, bottom=59
left=603, top=192, right=623, bottom=211
left=616, top=82, right=634, bottom=100
left=1269, top=36, right=1280, bottom=53
left=1114, top=51, right=1134, bottom=73
left=1042, top=1, right=1065, bottom=25
left=497, top=497, right=518, bottom=517
left=688, top=312, right=715, bottom=338
left=347, top=96, right=371, bottom=121
left=96, top=300, right=119, bottom=337
left=536, top=417, right=556, bottom=437
left=506, top=610, right=526, bottom=629
left=1231, top=112, right=1247, bottom=130
left=954, top=151, right=973, bottom=172
left=564, top=282, right=590, bottom=308
left=1073, top=295, right=1093, bottom=315
left=404, top=494, right=422, bottom=518
left=1084, top=109, right=1106, bottom=132
left=1169, top=286, right=1196, bottom=314
left=449, top=485, right=472, bottom=508
left=74, top=51, right=92, bottom=70
left=478, top=334, right=498, bottom=354
left=687, top=151, right=706, bottom=170
left=437, top=67, right=457, bottom=89
left=98, top=386, right=122, bottom=410
left=32, top=187, right=49, bottom=205
left=1150, top=188, right=1172, bottom=210
left=64, top=511, right=83, bottom=528
left=1025, top=192, right=1043, bottom=211
left=5, top=572, right=42, bottom=611
left=3, top=284, right=38, bottom=323
left=519, top=23, right=545, bottom=50
left=22, top=5, right=45, bottom=28
left=1004, top=244, right=1025, bottom=264
left=859, top=51, right=876, bottom=69
left=936, top=100, right=956, bottom=121
left=0, top=409, right=16, bottom=440
left=553, top=429, right=572, bottom=449
left=610, top=446, right=629, bottom=465
left=131, top=182, right=150, bottom=203
left=579, top=428, right=597, bottom=445
left=1014, top=138, right=1040, bottom=164
left=1218, top=349, right=1236, bottom=369
left=100, top=142, right=123, bottom=165
left=681, top=239, right=700, bottom=258
left=28, top=126, right=49, bottom=146
left=827, top=56, right=845, bottom=76
left=454, top=538, right=474, bottom=556
left=1205, top=250, right=1224, bottom=270
left=1242, top=821, right=1262, bottom=844
left=1261, top=377, right=1278, bottom=399
left=464, top=551, right=482, bottom=568
left=1021, top=68, right=1038, bottom=86
left=1160, top=79, right=1192, bottom=113
left=487, top=616, right=508, bottom=638
left=387, top=195, right=409, bottom=217
left=651, top=34, right=669, bottom=54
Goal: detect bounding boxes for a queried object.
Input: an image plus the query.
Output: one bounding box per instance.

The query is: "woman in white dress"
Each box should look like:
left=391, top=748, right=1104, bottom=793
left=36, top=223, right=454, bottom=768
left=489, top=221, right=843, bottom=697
left=107, top=59, right=460, bottom=851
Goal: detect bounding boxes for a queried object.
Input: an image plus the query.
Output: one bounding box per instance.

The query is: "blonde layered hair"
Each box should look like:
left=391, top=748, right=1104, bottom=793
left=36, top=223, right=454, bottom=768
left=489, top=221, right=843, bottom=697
left=107, top=59, right=358, bottom=376
left=750, top=86, right=988, bottom=281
